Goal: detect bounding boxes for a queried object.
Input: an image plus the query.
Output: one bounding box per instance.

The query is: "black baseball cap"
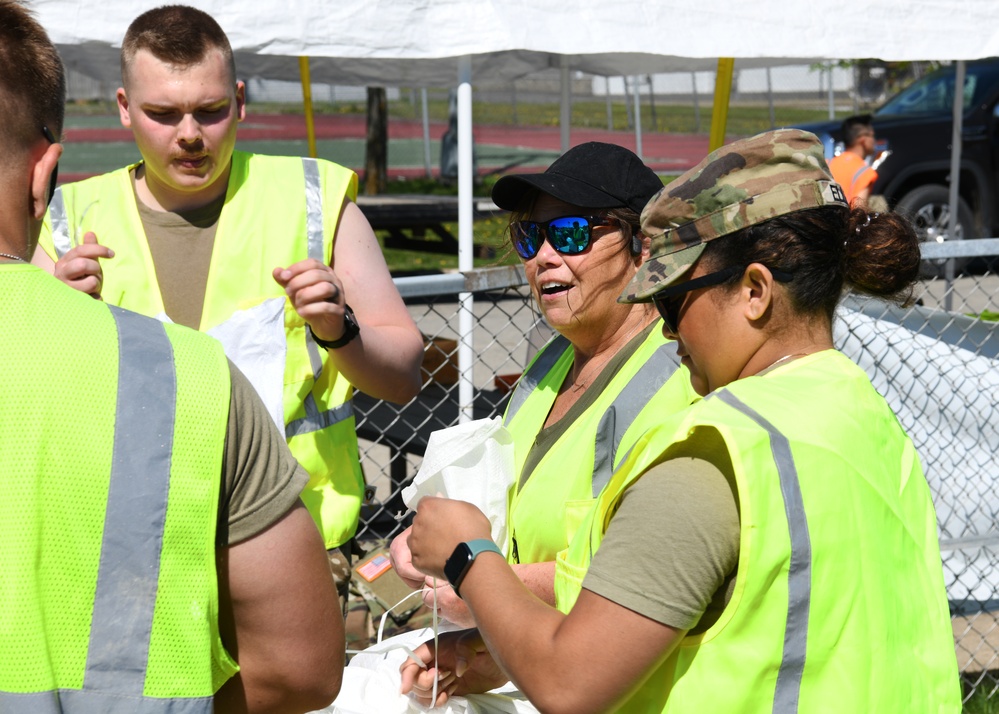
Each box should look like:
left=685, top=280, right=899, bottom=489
left=491, top=142, right=664, bottom=215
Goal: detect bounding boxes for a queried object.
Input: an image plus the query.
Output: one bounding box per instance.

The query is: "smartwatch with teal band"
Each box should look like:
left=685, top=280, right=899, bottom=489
left=443, top=538, right=503, bottom=598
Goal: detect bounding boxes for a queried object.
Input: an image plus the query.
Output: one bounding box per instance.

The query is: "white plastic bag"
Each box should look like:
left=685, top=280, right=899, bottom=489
left=154, top=298, right=287, bottom=430
left=401, top=416, right=515, bottom=550
left=321, top=627, right=536, bottom=714
left=205, top=297, right=287, bottom=432
left=314, top=418, right=530, bottom=713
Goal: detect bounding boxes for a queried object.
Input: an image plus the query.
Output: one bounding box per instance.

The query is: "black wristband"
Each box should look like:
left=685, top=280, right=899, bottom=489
left=309, top=303, right=360, bottom=350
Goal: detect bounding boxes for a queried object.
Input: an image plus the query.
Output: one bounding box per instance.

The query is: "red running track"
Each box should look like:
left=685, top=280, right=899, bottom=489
left=63, top=113, right=714, bottom=181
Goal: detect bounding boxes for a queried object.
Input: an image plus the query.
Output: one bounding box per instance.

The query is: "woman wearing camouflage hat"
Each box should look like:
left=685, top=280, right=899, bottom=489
left=401, top=129, right=960, bottom=712
left=390, top=141, right=697, bottom=627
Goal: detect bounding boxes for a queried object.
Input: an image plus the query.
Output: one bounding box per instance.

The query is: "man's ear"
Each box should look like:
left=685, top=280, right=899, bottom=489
left=30, top=142, right=62, bottom=220
left=116, top=87, right=131, bottom=129
left=742, top=263, right=775, bottom=323
left=235, top=80, right=247, bottom=122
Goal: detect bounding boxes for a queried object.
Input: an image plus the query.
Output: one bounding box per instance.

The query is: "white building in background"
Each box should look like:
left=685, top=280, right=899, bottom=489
left=598, top=64, right=855, bottom=98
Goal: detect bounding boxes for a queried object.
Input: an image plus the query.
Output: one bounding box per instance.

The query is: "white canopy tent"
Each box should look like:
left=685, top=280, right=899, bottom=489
left=30, top=0, right=999, bottom=420
left=35, top=0, right=999, bottom=68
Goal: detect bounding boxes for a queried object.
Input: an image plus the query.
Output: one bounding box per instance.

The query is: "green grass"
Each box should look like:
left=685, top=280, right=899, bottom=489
left=67, top=96, right=845, bottom=137
left=65, top=92, right=844, bottom=136
left=247, top=97, right=846, bottom=136
left=371, top=176, right=511, bottom=272
left=964, top=679, right=999, bottom=713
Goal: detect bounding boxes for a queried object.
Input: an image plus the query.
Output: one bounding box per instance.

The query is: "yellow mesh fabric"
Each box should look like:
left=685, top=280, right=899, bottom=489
left=47, top=153, right=363, bottom=549
left=1, top=265, right=232, bottom=698
left=1, top=268, right=117, bottom=689
left=145, top=322, right=233, bottom=696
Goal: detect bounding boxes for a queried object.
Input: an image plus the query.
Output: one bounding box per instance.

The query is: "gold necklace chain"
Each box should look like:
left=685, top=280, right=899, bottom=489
left=761, top=352, right=811, bottom=374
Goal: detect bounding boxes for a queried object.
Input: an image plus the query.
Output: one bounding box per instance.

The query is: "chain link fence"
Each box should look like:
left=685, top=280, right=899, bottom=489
left=351, top=61, right=935, bottom=136
left=353, top=240, right=999, bottom=706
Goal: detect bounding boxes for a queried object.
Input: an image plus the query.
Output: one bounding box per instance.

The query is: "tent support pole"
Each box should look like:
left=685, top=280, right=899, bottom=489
left=827, top=63, right=835, bottom=119
left=766, top=67, right=775, bottom=129
left=692, top=72, right=701, bottom=133
left=945, top=60, right=966, bottom=311
left=632, top=75, right=643, bottom=159
left=709, top=58, right=734, bottom=152
left=298, top=57, right=317, bottom=158
left=457, top=56, right=475, bottom=422
left=421, top=88, right=432, bottom=178
left=606, top=77, right=613, bottom=130
left=560, top=56, right=571, bottom=153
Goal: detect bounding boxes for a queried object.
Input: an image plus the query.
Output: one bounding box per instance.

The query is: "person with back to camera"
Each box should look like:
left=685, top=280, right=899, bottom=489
left=399, top=129, right=961, bottom=712
left=0, top=2, right=342, bottom=712
left=31, top=4, right=425, bottom=609
left=390, top=142, right=699, bottom=626
left=828, top=114, right=880, bottom=206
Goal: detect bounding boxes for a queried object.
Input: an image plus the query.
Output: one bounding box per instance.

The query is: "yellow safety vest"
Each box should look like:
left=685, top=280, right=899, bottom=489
left=555, top=350, right=961, bottom=712
left=503, top=327, right=696, bottom=564
left=41, top=151, right=362, bottom=548
left=0, top=264, right=236, bottom=712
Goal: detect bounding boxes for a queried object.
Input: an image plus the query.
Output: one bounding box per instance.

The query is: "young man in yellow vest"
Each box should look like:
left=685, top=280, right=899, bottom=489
left=1, top=3, right=343, bottom=711
left=32, top=5, right=425, bottom=604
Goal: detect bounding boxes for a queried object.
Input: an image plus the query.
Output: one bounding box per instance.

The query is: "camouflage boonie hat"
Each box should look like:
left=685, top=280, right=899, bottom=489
left=621, top=129, right=848, bottom=303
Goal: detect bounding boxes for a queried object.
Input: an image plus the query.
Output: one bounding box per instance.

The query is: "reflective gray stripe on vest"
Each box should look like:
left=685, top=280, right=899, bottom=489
left=302, top=157, right=325, bottom=263
left=714, top=389, right=811, bottom=714
left=287, top=156, right=348, bottom=439
left=851, top=165, right=869, bottom=191
left=0, top=688, right=211, bottom=713
left=2, top=308, right=214, bottom=712
left=84, top=306, right=176, bottom=697
left=503, top=334, right=571, bottom=425
left=590, top=340, right=681, bottom=498
left=286, top=400, right=355, bottom=439
left=49, top=186, right=72, bottom=258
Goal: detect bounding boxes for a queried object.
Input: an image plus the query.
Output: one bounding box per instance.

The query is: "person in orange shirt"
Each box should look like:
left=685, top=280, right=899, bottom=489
left=828, top=114, right=879, bottom=206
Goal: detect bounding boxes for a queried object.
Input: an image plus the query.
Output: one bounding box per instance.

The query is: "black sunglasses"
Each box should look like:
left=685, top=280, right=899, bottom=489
left=510, top=214, right=618, bottom=260
left=41, top=125, right=58, bottom=206
left=653, top=264, right=794, bottom=335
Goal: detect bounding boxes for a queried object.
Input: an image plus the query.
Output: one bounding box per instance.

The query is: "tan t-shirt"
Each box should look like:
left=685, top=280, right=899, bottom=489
left=582, top=426, right=740, bottom=635
left=134, top=170, right=224, bottom=330
left=125, top=174, right=304, bottom=545
left=220, top=359, right=309, bottom=546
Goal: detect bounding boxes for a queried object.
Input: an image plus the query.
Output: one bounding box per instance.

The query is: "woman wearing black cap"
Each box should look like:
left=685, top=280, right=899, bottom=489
left=390, top=142, right=697, bottom=626
left=400, top=130, right=959, bottom=712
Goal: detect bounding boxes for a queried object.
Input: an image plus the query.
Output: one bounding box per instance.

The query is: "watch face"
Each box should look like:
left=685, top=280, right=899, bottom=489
left=343, top=305, right=360, bottom=335
left=443, top=542, right=473, bottom=594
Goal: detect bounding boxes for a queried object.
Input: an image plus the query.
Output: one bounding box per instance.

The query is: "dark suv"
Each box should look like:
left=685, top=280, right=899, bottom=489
left=798, top=59, right=999, bottom=270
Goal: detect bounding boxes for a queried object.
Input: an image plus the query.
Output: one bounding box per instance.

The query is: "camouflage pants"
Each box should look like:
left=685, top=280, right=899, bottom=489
left=328, top=544, right=353, bottom=616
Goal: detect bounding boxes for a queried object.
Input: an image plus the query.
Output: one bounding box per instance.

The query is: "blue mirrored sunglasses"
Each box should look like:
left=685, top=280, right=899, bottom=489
left=510, top=214, right=618, bottom=260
